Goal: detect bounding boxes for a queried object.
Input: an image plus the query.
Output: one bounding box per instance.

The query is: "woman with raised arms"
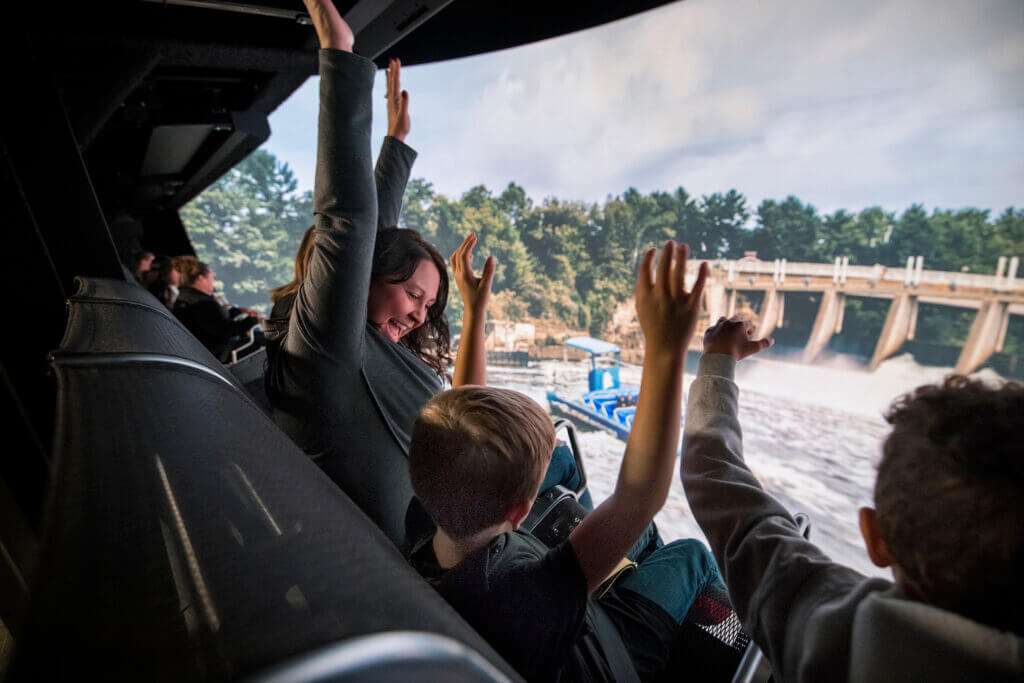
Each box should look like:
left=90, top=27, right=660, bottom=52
left=269, top=0, right=594, bottom=548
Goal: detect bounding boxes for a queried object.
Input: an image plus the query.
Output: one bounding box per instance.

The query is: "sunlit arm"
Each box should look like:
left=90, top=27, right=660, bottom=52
left=450, top=232, right=496, bottom=387
left=569, top=349, right=685, bottom=592
left=570, top=243, right=707, bottom=593
left=452, top=305, right=487, bottom=387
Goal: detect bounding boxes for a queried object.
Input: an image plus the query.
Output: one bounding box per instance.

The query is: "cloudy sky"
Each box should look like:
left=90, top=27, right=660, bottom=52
left=262, top=0, right=1024, bottom=217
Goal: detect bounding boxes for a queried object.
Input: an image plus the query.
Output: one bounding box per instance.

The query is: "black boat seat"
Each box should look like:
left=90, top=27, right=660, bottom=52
left=65, top=276, right=274, bottom=414
left=62, top=277, right=245, bottom=392
left=228, top=346, right=271, bottom=415
left=249, top=631, right=511, bottom=682
left=8, top=278, right=521, bottom=681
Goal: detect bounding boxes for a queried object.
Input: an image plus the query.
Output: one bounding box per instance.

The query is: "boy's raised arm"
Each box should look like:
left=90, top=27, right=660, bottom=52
left=569, top=242, right=706, bottom=593
left=450, top=233, right=496, bottom=387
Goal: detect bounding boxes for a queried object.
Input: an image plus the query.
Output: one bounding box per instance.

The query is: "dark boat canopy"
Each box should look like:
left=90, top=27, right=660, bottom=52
left=37, top=0, right=678, bottom=225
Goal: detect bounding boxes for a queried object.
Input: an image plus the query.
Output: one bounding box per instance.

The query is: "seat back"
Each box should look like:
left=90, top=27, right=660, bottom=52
left=10, top=278, right=519, bottom=681
left=250, top=631, right=511, bottom=682
left=228, top=346, right=272, bottom=414
left=62, top=277, right=245, bottom=392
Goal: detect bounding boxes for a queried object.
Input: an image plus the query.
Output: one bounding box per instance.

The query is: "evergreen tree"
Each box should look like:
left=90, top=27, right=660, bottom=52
left=179, top=149, right=1023, bottom=358
left=181, top=149, right=311, bottom=313
left=748, top=196, right=822, bottom=260
left=695, top=190, right=748, bottom=257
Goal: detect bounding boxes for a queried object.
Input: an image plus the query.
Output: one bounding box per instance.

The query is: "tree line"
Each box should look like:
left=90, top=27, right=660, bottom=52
left=182, top=149, right=1023, bottom=348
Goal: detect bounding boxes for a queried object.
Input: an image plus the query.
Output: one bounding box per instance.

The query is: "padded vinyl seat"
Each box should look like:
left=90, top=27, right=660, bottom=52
left=9, top=277, right=519, bottom=681
left=62, top=277, right=246, bottom=391
left=228, top=346, right=272, bottom=413
left=65, top=276, right=274, bottom=413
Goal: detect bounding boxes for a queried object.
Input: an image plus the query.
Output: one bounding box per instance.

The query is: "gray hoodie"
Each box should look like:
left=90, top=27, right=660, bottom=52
left=681, top=354, right=1023, bottom=682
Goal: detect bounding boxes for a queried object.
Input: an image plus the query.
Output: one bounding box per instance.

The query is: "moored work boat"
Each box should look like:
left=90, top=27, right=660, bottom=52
left=547, top=337, right=665, bottom=441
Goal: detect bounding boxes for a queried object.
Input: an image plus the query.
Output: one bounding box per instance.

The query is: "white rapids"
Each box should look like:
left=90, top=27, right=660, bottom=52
left=488, top=352, right=1004, bottom=580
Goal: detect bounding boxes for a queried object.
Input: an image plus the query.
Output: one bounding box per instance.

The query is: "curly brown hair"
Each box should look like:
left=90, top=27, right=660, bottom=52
left=266, top=227, right=452, bottom=377
left=270, top=225, right=316, bottom=304
left=172, top=255, right=206, bottom=286
left=371, top=227, right=451, bottom=377
left=877, top=375, right=1024, bottom=632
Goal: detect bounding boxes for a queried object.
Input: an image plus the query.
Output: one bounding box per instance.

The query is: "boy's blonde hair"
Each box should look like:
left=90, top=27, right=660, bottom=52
left=410, top=386, right=555, bottom=540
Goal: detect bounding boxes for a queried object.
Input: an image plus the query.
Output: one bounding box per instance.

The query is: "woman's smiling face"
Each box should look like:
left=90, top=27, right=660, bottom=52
left=367, top=257, right=441, bottom=342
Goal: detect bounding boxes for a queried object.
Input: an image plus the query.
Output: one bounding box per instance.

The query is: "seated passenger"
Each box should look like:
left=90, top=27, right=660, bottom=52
left=142, top=255, right=180, bottom=309
left=174, top=259, right=262, bottom=362
left=407, top=244, right=725, bottom=681
left=682, top=317, right=1024, bottom=682
left=172, top=254, right=197, bottom=281
left=132, top=250, right=154, bottom=282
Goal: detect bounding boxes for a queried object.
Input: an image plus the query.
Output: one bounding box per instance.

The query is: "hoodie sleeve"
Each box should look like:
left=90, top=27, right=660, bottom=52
left=681, top=354, right=873, bottom=681
left=284, top=49, right=377, bottom=366
left=374, top=136, right=417, bottom=231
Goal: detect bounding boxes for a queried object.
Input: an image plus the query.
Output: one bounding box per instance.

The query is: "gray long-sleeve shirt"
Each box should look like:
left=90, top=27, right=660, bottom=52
left=681, top=354, right=1023, bottom=682
left=266, top=49, right=440, bottom=547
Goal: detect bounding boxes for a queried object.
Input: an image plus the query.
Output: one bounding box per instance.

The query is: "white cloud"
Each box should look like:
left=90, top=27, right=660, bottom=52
left=267, top=0, right=1024, bottom=214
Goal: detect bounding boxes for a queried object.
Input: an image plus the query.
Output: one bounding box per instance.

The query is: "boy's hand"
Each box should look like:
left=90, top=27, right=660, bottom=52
left=301, top=0, right=354, bottom=52
left=385, top=58, right=411, bottom=141
left=635, top=242, right=708, bottom=358
left=704, top=316, right=774, bottom=360
left=450, top=233, right=496, bottom=318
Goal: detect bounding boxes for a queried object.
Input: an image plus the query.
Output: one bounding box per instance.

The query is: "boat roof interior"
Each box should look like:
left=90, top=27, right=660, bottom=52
left=1, top=0, right=683, bottom=679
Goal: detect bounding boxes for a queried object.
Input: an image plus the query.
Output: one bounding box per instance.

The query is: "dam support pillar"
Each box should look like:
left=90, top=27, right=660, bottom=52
left=869, top=293, right=919, bottom=371
left=758, top=288, right=785, bottom=339
left=705, top=283, right=728, bottom=325
left=803, top=290, right=845, bottom=364
left=955, top=300, right=1011, bottom=374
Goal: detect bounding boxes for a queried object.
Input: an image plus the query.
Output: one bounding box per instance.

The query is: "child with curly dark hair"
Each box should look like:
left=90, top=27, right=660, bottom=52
left=682, top=317, right=1023, bottom=682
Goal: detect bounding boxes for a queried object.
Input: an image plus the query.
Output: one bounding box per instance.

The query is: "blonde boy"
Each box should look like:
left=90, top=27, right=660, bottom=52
left=408, top=244, right=726, bottom=682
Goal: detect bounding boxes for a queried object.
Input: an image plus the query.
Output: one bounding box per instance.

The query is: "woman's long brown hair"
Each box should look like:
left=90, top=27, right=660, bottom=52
left=269, top=225, right=451, bottom=376
left=371, top=227, right=451, bottom=377
left=270, top=225, right=316, bottom=303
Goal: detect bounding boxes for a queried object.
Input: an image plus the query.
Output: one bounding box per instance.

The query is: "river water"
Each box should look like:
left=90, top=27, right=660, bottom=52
left=489, top=352, right=1004, bottom=579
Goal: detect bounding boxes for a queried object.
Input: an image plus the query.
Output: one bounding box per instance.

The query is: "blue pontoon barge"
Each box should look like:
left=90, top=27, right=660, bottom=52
left=546, top=337, right=639, bottom=441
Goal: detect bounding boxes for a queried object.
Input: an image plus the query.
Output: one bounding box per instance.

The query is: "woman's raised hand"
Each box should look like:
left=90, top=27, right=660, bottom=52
left=450, top=233, right=496, bottom=318
left=301, top=0, right=354, bottom=52
left=385, top=58, right=411, bottom=142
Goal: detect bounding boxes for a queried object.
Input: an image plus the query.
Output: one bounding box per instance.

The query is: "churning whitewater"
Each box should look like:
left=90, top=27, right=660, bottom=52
left=489, top=352, right=1004, bottom=579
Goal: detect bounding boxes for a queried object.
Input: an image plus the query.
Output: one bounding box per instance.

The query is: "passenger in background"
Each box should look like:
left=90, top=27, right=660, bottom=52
left=175, top=253, right=261, bottom=318
left=682, top=317, right=1023, bottom=682
left=172, top=255, right=197, bottom=290
left=132, top=250, right=154, bottom=282
left=142, top=255, right=180, bottom=309
left=174, top=259, right=262, bottom=362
